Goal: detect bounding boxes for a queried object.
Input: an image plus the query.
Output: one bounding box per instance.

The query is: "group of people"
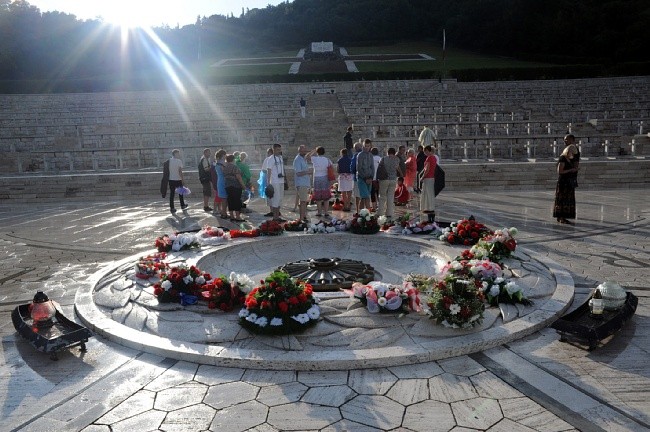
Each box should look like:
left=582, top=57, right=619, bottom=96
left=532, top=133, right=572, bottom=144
left=164, top=128, right=580, bottom=228
left=285, top=126, right=441, bottom=223
left=164, top=147, right=252, bottom=222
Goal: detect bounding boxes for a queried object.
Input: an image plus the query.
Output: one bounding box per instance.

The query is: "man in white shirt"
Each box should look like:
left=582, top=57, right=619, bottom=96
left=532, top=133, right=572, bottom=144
left=168, top=149, right=187, bottom=214
left=266, top=143, right=286, bottom=222
left=418, top=126, right=435, bottom=147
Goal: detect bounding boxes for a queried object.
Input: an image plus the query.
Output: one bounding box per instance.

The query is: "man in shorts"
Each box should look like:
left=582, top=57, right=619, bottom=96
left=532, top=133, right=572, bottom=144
left=355, top=139, right=375, bottom=211
left=293, top=145, right=311, bottom=221
left=198, top=148, right=213, bottom=212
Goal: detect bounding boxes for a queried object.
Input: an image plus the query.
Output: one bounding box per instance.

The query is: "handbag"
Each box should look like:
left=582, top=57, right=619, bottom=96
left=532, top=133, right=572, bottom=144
left=327, top=163, right=336, bottom=182
left=434, top=165, right=445, bottom=196
left=376, top=159, right=388, bottom=181
left=265, top=184, right=275, bottom=198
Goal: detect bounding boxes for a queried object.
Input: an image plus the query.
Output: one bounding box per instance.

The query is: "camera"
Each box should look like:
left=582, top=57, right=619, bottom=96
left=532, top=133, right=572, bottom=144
left=278, top=173, right=284, bottom=178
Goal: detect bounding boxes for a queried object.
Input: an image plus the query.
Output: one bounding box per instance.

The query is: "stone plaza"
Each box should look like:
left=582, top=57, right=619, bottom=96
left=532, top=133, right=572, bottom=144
left=0, top=186, right=648, bottom=431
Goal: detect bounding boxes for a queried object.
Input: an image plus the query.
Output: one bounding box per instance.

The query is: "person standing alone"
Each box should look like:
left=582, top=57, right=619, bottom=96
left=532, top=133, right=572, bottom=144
left=299, top=97, right=306, bottom=118
left=198, top=148, right=213, bottom=212
left=168, top=149, right=187, bottom=214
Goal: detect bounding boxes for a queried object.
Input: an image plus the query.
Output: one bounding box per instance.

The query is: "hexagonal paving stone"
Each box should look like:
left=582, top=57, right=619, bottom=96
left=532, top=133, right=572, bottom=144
left=204, top=381, right=259, bottom=410
left=451, top=397, right=503, bottom=429
left=301, top=385, right=356, bottom=407
left=96, top=390, right=155, bottom=424
left=110, top=410, right=167, bottom=432
left=210, top=400, right=267, bottom=432
left=257, top=382, right=308, bottom=406
left=241, top=369, right=296, bottom=386
left=348, top=368, right=397, bottom=395
left=470, top=371, right=523, bottom=399
left=154, top=382, right=208, bottom=411
left=161, top=403, right=216, bottom=432
left=429, top=373, right=478, bottom=403
left=386, top=378, right=430, bottom=406
left=499, top=397, right=574, bottom=431
left=340, top=395, right=404, bottom=430
left=403, top=400, right=456, bottom=432
left=268, top=402, right=341, bottom=430
left=297, top=370, right=349, bottom=386
left=437, top=356, right=485, bottom=376
left=322, top=419, right=382, bottom=432
left=144, top=361, right=198, bottom=391
left=488, top=418, right=537, bottom=431
left=389, top=361, right=444, bottom=379
left=194, top=365, right=245, bottom=386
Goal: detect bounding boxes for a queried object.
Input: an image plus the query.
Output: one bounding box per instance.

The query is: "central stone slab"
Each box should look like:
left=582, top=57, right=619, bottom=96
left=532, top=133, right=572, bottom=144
left=76, top=234, right=574, bottom=370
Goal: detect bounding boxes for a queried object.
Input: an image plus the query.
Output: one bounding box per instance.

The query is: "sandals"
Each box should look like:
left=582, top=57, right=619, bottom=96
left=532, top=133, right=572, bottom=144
left=219, top=214, right=229, bottom=219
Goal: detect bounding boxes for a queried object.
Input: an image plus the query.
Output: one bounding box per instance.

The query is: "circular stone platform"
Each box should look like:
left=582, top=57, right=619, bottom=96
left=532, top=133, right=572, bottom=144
left=75, top=234, right=574, bottom=370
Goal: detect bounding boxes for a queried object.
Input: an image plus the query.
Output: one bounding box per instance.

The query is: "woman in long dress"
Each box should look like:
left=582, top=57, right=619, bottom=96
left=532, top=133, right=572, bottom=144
left=553, top=135, right=580, bottom=224
left=404, top=148, right=417, bottom=193
left=420, top=145, right=438, bottom=223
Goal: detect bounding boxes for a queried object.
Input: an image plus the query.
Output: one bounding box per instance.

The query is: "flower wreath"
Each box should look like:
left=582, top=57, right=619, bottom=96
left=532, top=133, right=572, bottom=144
left=155, top=232, right=200, bottom=252
left=153, top=264, right=211, bottom=304
left=134, top=252, right=168, bottom=279
left=229, top=228, right=260, bottom=239
left=201, top=272, right=255, bottom=311
left=258, top=220, right=284, bottom=236
left=196, top=225, right=230, bottom=246
left=349, top=281, right=421, bottom=314
left=470, top=227, right=518, bottom=263
left=349, top=209, right=380, bottom=235
left=239, top=271, right=320, bottom=335
left=283, top=219, right=309, bottom=232
left=426, top=274, right=485, bottom=328
left=438, top=216, right=492, bottom=246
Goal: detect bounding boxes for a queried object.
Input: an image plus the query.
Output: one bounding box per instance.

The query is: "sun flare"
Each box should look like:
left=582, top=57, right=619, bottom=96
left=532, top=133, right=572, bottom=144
left=99, top=1, right=168, bottom=28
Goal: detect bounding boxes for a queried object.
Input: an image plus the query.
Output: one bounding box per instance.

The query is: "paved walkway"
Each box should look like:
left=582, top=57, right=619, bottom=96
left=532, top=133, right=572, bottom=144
left=0, top=190, right=648, bottom=432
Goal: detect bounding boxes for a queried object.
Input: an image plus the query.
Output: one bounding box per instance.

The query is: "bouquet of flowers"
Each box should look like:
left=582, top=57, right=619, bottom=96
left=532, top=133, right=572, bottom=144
left=134, top=252, right=168, bottom=279
left=239, top=270, right=320, bottom=335
left=155, top=232, right=200, bottom=252
left=480, top=277, right=531, bottom=307
left=200, top=272, right=253, bottom=311
left=404, top=273, right=436, bottom=292
left=441, top=258, right=503, bottom=281
left=258, top=220, right=284, bottom=236
left=349, top=209, right=380, bottom=235
left=471, top=227, right=518, bottom=263
left=196, top=225, right=230, bottom=246
left=153, top=264, right=211, bottom=304
left=427, top=274, right=485, bottom=328
left=404, top=220, right=439, bottom=235
left=439, top=216, right=492, bottom=246
left=229, top=228, right=260, bottom=239
left=349, top=281, right=421, bottom=314
left=306, top=220, right=337, bottom=234
left=283, top=219, right=309, bottom=232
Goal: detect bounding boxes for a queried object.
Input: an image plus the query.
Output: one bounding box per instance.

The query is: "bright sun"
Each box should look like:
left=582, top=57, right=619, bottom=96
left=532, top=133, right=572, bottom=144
left=100, top=1, right=170, bottom=28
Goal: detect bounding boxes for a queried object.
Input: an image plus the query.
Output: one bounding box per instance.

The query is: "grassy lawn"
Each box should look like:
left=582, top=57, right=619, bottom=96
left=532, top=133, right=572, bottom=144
left=203, top=41, right=554, bottom=78
left=211, top=63, right=291, bottom=77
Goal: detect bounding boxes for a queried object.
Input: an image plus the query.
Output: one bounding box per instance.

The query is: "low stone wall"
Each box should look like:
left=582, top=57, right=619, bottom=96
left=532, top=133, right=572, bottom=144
left=1, top=159, right=647, bottom=203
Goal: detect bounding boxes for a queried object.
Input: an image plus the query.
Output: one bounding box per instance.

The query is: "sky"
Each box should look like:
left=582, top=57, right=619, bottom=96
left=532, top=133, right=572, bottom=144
left=26, top=0, right=287, bottom=28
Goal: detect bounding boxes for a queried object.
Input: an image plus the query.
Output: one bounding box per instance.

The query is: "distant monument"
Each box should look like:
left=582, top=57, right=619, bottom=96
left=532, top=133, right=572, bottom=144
left=304, top=41, right=342, bottom=61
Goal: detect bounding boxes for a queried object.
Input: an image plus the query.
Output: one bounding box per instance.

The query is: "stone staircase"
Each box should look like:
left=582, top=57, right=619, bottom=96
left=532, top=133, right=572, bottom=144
left=290, top=93, right=350, bottom=160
